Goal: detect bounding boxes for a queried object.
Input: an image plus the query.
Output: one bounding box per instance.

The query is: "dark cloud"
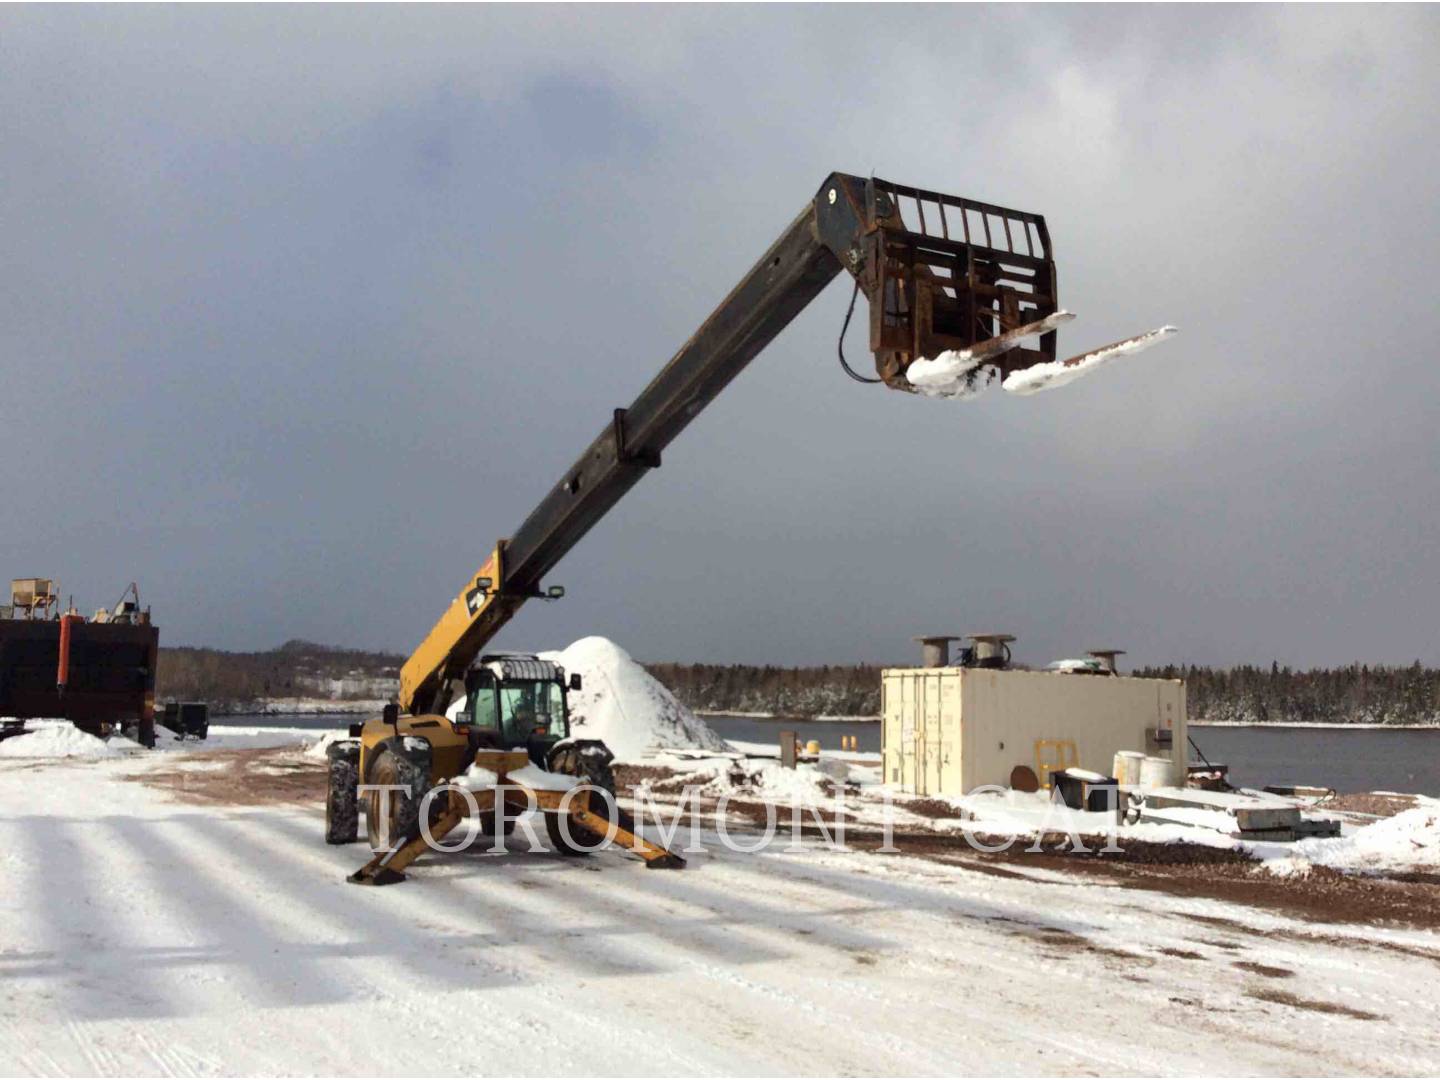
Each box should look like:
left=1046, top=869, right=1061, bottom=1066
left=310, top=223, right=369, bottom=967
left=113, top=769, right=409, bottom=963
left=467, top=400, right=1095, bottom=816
left=3, top=6, right=1437, bottom=669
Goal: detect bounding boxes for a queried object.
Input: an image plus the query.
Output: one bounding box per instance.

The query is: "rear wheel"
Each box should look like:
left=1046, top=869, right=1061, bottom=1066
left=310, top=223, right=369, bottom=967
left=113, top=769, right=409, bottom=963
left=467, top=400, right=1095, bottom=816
left=545, top=743, right=624, bottom=856
left=364, top=741, right=432, bottom=851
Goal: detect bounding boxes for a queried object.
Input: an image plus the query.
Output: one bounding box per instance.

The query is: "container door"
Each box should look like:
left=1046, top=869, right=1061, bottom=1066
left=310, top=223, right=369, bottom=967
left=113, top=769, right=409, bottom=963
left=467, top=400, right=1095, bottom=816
left=924, top=672, right=944, bottom=795
left=881, top=677, right=903, bottom=787
left=940, top=671, right=962, bottom=793
left=899, top=675, right=918, bottom=792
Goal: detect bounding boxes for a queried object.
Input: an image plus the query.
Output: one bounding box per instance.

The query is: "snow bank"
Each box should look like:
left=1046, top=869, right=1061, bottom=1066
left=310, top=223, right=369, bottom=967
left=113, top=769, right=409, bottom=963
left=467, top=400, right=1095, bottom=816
left=1259, top=803, right=1440, bottom=877
left=1002, top=325, right=1177, bottom=396
left=0, top=722, right=127, bottom=759
left=539, top=637, right=730, bottom=761
left=303, top=730, right=349, bottom=760
left=640, top=756, right=848, bottom=806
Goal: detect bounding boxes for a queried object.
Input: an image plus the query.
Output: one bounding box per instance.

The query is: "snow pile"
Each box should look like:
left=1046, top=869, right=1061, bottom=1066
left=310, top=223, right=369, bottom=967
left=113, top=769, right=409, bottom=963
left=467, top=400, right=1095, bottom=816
left=539, top=637, right=730, bottom=761
left=1260, top=804, right=1440, bottom=877
left=0, top=722, right=125, bottom=759
left=1002, top=325, right=1177, bottom=396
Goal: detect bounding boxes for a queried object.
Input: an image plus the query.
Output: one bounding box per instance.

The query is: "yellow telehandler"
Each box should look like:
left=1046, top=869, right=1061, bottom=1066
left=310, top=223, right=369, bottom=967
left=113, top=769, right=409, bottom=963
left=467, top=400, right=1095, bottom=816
left=325, top=173, right=1174, bottom=884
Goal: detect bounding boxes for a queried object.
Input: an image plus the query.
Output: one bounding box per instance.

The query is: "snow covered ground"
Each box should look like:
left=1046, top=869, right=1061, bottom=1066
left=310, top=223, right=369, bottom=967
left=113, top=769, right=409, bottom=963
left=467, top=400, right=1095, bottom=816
left=3, top=638, right=1437, bottom=1074
left=3, top=734, right=1440, bottom=1076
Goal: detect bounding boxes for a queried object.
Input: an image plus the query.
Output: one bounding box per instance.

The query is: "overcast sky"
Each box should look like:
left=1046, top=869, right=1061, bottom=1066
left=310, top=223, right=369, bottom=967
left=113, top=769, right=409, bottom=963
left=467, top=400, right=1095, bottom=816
left=4, top=5, right=1438, bottom=669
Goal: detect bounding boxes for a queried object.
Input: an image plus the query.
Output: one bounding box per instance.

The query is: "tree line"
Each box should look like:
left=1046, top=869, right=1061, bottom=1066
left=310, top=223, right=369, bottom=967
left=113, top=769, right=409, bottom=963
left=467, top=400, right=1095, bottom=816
left=157, top=640, right=402, bottom=703
left=1135, top=661, right=1440, bottom=726
left=644, top=662, right=886, bottom=717
left=156, top=643, right=1440, bottom=725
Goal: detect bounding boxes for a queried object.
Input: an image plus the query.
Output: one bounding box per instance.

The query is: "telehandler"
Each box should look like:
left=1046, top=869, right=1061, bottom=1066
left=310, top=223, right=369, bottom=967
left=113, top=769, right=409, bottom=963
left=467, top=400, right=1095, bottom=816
left=327, top=172, right=1174, bottom=884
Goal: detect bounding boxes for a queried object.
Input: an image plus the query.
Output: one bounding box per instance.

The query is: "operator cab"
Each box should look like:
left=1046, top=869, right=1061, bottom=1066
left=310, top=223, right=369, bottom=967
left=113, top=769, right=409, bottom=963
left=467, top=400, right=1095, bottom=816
left=456, top=653, right=581, bottom=765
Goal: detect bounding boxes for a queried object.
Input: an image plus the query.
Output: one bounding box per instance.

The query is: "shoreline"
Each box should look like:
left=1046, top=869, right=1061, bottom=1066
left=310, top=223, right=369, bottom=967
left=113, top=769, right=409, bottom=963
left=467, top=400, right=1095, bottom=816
left=693, top=709, right=878, bottom=723
left=199, top=702, right=1440, bottom=731
left=204, top=698, right=385, bottom=717
left=698, top=710, right=1440, bottom=731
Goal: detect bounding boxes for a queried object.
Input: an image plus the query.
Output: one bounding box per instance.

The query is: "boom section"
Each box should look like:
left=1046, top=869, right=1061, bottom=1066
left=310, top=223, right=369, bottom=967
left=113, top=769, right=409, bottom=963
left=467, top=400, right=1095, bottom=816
left=399, top=174, right=1056, bottom=713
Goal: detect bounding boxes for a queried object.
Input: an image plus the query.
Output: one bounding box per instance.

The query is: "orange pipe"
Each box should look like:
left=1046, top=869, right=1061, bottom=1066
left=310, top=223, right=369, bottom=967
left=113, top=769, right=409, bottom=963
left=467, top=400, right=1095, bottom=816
left=56, top=613, right=82, bottom=691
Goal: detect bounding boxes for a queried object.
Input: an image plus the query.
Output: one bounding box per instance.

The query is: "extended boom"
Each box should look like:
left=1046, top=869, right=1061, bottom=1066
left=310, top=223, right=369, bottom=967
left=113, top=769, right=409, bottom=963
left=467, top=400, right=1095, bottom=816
left=398, top=172, right=1158, bottom=715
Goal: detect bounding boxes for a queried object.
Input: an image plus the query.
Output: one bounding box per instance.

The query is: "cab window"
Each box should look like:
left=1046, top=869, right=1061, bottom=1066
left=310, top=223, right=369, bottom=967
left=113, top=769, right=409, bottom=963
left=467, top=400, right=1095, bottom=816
left=498, top=681, right=567, bottom=744
left=465, top=671, right=499, bottom=731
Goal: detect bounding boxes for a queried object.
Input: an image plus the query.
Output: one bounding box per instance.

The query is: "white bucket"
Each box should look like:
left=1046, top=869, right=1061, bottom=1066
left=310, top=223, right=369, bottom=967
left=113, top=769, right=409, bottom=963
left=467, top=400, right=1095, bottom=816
left=1139, top=755, right=1180, bottom=789
left=1113, top=751, right=1146, bottom=786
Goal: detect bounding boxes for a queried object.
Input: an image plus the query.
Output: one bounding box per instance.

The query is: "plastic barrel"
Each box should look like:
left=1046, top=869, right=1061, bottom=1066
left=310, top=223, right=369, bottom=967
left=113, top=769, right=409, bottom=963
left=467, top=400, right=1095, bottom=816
left=1139, top=755, right=1179, bottom=789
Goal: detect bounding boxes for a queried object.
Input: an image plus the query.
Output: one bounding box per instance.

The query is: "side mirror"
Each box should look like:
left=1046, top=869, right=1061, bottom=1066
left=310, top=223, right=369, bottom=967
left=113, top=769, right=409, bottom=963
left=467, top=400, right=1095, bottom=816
left=569, top=673, right=582, bottom=691
left=475, top=576, right=492, bottom=593
left=546, top=585, right=565, bottom=600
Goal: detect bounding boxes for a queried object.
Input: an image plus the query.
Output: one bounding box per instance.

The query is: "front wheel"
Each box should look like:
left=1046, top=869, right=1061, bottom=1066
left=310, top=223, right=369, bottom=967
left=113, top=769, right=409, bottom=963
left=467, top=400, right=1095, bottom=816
left=364, top=741, right=432, bottom=851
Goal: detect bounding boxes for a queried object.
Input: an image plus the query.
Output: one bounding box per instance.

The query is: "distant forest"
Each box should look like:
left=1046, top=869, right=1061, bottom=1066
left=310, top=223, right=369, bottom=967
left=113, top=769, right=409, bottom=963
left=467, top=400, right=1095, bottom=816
left=653, top=660, right=1440, bottom=725
left=1137, top=662, right=1440, bottom=727
left=156, top=644, right=1440, bottom=725
left=157, top=640, right=402, bottom=702
left=645, top=663, right=884, bottom=718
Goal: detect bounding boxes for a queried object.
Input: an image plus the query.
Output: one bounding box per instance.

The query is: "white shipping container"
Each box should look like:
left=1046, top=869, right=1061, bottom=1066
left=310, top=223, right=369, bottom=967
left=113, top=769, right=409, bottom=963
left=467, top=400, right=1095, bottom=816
left=881, top=666, right=1186, bottom=796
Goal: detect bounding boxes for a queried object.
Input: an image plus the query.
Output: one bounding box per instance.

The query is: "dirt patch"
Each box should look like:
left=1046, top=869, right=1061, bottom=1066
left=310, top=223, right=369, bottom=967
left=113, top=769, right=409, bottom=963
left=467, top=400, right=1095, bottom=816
left=613, top=764, right=681, bottom=794
left=1191, top=937, right=1244, bottom=952
left=1266, top=927, right=1440, bottom=966
left=1247, top=987, right=1380, bottom=1021
left=1179, top=913, right=1268, bottom=937
left=1233, top=960, right=1294, bottom=979
left=1158, top=947, right=1206, bottom=960
left=1323, top=792, right=1418, bottom=818
left=840, top=833, right=1440, bottom=932
left=125, top=747, right=325, bottom=806
left=898, top=798, right=972, bottom=821
left=990, top=919, right=1150, bottom=966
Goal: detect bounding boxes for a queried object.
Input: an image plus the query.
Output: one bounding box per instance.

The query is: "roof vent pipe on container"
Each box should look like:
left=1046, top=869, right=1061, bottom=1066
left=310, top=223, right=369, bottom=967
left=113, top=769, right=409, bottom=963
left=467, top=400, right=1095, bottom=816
left=968, top=633, right=1016, bottom=670
left=1087, top=649, right=1126, bottom=674
left=913, top=636, right=960, bottom=668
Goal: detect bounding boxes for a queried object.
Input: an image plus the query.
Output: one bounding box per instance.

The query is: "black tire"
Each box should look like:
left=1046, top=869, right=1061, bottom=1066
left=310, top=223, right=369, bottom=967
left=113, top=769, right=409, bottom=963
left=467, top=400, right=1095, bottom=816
left=325, top=740, right=361, bottom=844
left=545, top=742, right=624, bottom=856
left=364, top=740, right=432, bottom=851
left=477, top=810, right=518, bottom=837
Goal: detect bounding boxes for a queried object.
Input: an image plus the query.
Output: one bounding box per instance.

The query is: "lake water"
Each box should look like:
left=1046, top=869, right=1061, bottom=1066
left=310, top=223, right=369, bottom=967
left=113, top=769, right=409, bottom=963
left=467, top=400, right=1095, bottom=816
left=212, top=713, right=1440, bottom=796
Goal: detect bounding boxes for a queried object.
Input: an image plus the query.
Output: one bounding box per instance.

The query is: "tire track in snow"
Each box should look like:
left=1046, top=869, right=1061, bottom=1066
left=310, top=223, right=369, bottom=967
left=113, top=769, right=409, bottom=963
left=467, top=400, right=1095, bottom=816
left=599, top=855, right=1147, bottom=1075
left=9, top=815, right=184, bottom=1023
left=683, top=847, right=1292, bottom=1074
left=175, top=811, right=525, bottom=997
left=98, top=811, right=353, bottom=1022
left=735, top=846, right=1440, bottom=1074
left=498, top=858, right=892, bottom=1074
left=523, top=843, right=1072, bottom=1074
left=250, top=808, right=721, bottom=1076
left=0, top=1018, right=69, bottom=1078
